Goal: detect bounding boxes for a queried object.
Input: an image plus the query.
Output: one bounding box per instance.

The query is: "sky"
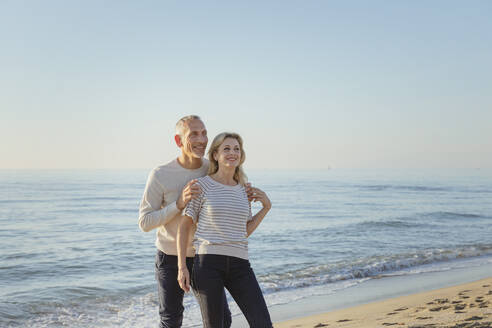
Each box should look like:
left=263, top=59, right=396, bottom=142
left=1, top=1, right=491, bottom=169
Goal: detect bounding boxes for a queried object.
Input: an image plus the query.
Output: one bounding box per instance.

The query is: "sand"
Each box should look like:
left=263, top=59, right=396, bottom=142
left=275, top=277, right=492, bottom=328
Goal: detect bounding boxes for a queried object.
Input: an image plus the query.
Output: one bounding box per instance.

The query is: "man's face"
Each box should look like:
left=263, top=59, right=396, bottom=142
left=181, top=119, right=208, bottom=158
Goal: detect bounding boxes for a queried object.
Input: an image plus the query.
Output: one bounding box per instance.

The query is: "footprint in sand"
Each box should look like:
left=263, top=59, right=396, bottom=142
left=416, top=316, right=433, bottom=320
left=455, top=311, right=467, bottom=313
left=393, top=307, right=408, bottom=312
left=429, top=305, right=450, bottom=311
left=434, top=298, right=449, bottom=304
left=452, top=300, right=464, bottom=304
left=460, top=295, right=470, bottom=299
left=482, top=285, right=490, bottom=287
left=336, top=319, right=351, bottom=323
left=465, top=316, right=483, bottom=321
left=387, top=312, right=398, bottom=315
left=487, top=290, right=492, bottom=295
left=314, top=324, right=329, bottom=327
left=454, top=304, right=467, bottom=310
left=381, top=323, right=401, bottom=326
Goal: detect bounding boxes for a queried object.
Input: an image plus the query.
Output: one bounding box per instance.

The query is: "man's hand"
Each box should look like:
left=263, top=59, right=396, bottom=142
left=245, top=182, right=254, bottom=202
left=177, top=179, right=201, bottom=210
left=250, top=187, right=271, bottom=210
left=177, top=267, right=191, bottom=292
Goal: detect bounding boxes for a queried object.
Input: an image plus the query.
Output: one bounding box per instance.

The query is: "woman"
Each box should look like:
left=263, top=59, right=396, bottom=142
left=177, top=132, right=272, bottom=328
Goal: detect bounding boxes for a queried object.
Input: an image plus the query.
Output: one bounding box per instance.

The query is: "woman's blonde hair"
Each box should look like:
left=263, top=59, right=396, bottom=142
left=208, top=132, right=248, bottom=185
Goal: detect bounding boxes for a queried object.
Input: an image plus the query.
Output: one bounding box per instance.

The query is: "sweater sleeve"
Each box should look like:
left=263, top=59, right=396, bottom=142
left=138, top=169, right=180, bottom=232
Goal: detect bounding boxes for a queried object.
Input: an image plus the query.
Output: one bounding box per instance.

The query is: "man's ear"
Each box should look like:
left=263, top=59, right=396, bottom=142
left=174, top=134, right=183, bottom=148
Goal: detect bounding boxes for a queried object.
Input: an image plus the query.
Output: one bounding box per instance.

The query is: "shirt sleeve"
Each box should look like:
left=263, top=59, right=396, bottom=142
left=138, top=169, right=180, bottom=232
left=247, top=189, right=253, bottom=222
left=184, top=181, right=204, bottom=224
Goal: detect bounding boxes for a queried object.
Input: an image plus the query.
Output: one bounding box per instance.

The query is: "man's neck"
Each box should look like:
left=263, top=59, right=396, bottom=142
left=177, top=154, right=203, bottom=170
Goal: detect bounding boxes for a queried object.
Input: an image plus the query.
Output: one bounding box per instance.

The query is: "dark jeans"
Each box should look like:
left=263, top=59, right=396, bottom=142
left=192, top=254, right=272, bottom=328
left=155, top=250, right=232, bottom=328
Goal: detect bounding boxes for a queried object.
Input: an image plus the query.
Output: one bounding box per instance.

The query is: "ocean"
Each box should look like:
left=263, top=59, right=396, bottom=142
left=1, top=168, right=491, bottom=327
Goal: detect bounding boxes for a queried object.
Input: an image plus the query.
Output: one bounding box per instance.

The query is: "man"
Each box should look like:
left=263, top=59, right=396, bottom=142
left=139, top=115, right=231, bottom=328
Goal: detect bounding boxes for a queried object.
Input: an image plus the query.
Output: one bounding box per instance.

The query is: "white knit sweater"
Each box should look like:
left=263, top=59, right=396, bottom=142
left=138, top=158, right=209, bottom=257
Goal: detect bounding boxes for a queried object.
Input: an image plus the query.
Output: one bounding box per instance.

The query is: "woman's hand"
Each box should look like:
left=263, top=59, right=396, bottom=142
left=250, top=187, right=271, bottom=210
left=177, top=216, right=193, bottom=292
left=177, top=267, right=191, bottom=292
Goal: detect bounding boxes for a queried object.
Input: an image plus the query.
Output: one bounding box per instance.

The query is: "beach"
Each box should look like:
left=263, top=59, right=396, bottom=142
left=1, top=169, right=491, bottom=327
left=276, top=277, right=492, bottom=328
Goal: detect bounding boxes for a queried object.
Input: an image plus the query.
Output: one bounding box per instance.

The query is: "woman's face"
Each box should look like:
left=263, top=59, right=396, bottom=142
left=214, top=137, right=242, bottom=169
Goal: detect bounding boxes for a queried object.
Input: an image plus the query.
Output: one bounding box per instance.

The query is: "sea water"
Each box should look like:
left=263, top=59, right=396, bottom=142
left=1, top=168, right=491, bottom=327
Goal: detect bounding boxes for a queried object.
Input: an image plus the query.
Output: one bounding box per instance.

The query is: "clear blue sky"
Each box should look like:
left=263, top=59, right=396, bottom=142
left=1, top=1, right=491, bottom=169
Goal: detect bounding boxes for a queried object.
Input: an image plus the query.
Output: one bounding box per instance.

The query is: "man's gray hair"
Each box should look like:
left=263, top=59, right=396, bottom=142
left=175, top=115, right=201, bottom=136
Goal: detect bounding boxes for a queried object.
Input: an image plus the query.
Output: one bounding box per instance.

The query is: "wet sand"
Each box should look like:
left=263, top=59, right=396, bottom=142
left=276, top=277, right=492, bottom=328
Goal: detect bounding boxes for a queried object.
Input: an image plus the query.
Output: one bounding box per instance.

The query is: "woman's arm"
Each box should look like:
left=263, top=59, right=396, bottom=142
left=177, top=216, right=194, bottom=292
left=246, top=187, right=271, bottom=237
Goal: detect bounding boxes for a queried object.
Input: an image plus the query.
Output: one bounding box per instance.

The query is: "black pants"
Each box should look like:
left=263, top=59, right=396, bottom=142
left=192, top=254, right=272, bottom=328
left=155, top=250, right=232, bottom=328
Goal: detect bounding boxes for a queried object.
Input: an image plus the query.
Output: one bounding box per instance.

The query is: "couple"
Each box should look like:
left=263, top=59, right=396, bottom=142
left=138, top=115, right=272, bottom=328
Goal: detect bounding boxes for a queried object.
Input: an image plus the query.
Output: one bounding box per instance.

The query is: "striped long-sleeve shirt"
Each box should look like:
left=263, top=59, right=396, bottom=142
left=184, top=175, right=252, bottom=260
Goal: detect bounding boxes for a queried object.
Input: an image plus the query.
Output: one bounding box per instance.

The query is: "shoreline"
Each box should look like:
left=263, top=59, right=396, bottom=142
left=230, top=258, right=492, bottom=327
left=276, top=277, right=492, bottom=328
